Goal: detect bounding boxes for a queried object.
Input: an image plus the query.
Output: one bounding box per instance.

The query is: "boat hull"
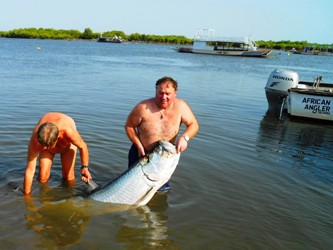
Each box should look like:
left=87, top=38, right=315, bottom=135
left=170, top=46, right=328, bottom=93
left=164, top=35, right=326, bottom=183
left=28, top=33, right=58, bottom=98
left=288, top=90, right=333, bottom=121
left=176, top=45, right=272, bottom=57
left=191, top=49, right=271, bottom=57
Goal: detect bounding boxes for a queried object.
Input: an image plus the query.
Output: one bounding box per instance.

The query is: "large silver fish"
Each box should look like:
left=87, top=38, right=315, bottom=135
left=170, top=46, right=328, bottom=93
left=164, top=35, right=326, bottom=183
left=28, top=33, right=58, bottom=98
left=88, top=141, right=180, bottom=206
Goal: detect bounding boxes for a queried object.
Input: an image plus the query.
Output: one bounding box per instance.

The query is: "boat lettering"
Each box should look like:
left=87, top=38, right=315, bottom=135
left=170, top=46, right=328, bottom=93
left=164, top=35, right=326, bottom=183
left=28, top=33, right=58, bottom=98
left=302, top=97, right=331, bottom=114
left=272, top=75, right=293, bottom=81
left=302, top=97, right=331, bottom=105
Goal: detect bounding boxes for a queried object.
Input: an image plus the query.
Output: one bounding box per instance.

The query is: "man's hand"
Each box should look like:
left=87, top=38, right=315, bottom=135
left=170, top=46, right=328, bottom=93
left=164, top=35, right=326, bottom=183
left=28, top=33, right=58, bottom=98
left=136, top=143, right=146, bottom=158
left=176, top=136, right=188, bottom=153
left=81, top=166, right=92, bottom=183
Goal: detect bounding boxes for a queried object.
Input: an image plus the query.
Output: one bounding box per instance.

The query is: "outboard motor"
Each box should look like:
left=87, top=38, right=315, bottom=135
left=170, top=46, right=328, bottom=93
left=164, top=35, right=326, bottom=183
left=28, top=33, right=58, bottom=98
left=265, top=69, right=299, bottom=111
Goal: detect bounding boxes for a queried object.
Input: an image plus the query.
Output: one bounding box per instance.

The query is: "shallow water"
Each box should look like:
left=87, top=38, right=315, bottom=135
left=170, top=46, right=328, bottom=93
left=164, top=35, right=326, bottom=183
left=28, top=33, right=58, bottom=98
left=1, top=38, right=333, bottom=249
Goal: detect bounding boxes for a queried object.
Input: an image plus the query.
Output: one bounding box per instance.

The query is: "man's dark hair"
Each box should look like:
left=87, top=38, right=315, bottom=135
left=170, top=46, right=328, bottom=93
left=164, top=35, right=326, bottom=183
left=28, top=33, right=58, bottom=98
left=155, top=77, right=178, bottom=91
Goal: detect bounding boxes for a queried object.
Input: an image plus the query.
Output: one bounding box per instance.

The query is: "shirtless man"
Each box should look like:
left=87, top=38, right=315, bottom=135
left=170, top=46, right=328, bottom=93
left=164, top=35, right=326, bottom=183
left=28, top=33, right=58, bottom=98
left=23, top=112, right=92, bottom=195
left=125, top=77, right=199, bottom=191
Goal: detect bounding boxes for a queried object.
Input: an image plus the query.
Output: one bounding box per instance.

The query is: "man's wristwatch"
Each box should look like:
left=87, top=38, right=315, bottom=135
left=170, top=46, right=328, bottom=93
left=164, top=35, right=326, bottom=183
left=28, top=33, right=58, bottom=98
left=182, top=135, right=190, bottom=142
left=81, top=165, right=89, bottom=170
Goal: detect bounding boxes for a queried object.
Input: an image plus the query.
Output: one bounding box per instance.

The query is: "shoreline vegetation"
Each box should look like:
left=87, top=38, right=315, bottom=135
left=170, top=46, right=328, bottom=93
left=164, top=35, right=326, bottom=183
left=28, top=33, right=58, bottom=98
left=0, top=27, right=332, bottom=52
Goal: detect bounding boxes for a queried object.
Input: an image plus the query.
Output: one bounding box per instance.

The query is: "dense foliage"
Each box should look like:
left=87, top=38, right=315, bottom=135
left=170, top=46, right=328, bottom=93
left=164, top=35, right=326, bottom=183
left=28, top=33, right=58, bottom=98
left=256, top=40, right=332, bottom=52
left=0, top=28, right=331, bottom=50
left=0, top=28, right=192, bottom=44
left=0, top=28, right=83, bottom=40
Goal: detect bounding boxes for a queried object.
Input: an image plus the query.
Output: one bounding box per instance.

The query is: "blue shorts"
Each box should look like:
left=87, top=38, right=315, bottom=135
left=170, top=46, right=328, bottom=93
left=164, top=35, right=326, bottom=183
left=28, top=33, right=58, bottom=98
left=128, top=144, right=139, bottom=168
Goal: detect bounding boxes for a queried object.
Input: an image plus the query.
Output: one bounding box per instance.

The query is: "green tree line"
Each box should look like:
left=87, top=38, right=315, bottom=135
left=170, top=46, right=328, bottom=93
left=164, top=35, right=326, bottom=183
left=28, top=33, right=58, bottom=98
left=256, top=40, right=332, bottom=52
left=0, top=27, right=332, bottom=51
left=0, top=28, right=192, bottom=44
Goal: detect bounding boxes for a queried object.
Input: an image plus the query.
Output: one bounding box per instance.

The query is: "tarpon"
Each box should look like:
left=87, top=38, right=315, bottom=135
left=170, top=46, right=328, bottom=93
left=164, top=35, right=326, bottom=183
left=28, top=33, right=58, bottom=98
left=87, top=141, right=180, bottom=206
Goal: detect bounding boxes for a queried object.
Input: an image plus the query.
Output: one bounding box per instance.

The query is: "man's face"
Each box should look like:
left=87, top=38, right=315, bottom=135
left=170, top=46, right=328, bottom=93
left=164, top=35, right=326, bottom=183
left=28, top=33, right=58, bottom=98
left=155, top=82, right=177, bottom=109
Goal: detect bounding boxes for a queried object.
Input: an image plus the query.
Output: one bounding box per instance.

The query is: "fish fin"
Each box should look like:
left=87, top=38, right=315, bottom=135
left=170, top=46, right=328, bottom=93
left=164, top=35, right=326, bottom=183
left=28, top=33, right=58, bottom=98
left=87, top=179, right=99, bottom=192
left=135, top=187, right=156, bottom=206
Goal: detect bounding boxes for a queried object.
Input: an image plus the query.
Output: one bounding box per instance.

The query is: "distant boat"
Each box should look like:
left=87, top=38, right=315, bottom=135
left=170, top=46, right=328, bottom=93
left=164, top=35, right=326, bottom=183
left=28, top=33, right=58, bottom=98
left=97, top=35, right=124, bottom=43
left=290, top=47, right=333, bottom=56
left=175, top=28, right=272, bottom=58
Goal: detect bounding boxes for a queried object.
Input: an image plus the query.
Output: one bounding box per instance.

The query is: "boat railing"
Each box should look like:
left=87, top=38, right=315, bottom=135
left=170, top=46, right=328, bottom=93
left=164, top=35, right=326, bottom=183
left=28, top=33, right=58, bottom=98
left=195, top=35, right=252, bottom=44
left=313, top=76, right=323, bottom=89
left=193, top=28, right=257, bottom=49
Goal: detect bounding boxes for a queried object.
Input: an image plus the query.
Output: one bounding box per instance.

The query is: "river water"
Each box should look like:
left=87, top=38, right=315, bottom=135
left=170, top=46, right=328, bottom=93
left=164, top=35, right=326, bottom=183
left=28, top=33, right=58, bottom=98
left=0, top=38, right=333, bottom=249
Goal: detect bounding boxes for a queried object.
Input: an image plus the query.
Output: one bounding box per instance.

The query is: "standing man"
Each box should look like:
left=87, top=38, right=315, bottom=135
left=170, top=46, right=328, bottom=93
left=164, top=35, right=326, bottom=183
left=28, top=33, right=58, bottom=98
left=125, top=76, right=199, bottom=191
left=23, top=112, right=92, bottom=195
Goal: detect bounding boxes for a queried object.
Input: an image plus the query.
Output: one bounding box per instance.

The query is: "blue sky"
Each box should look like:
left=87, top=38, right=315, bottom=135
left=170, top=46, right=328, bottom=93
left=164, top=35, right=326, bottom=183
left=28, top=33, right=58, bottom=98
left=2, top=0, right=332, bottom=44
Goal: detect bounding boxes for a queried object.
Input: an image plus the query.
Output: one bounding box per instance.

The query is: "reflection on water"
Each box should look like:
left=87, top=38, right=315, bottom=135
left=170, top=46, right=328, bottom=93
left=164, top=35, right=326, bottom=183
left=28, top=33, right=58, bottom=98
left=25, top=199, right=90, bottom=248
left=259, top=110, right=333, bottom=150
left=23, top=180, right=90, bottom=248
left=23, top=184, right=177, bottom=248
left=0, top=164, right=178, bottom=248
left=257, top=110, right=333, bottom=178
left=115, top=194, right=179, bottom=249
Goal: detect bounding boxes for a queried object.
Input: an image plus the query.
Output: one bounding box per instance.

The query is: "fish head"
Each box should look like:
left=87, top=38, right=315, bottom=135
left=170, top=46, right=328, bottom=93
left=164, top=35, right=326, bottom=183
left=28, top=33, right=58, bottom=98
left=142, top=141, right=180, bottom=184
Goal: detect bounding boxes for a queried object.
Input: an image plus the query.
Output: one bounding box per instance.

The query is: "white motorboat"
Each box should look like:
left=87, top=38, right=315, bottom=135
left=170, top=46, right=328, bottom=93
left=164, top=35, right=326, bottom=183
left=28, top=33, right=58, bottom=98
left=97, top=35, right=124, bottom=43
left=176, top=28, right=272, bottom=58
left=265, top=69, right=333, bottom=121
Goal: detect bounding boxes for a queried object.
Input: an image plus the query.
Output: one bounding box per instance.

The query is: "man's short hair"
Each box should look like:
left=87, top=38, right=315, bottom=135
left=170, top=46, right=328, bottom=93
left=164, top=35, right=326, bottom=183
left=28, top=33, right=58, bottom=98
left=37, top=122, right=59, bottom=147
left=155, top=77, right=178, bottom=91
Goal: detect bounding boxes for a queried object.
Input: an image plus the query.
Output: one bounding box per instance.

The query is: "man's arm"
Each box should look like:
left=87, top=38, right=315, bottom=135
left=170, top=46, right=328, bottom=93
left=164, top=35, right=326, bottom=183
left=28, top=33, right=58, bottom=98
left=125, top=105, right=146, bottom=157
left=65, top=127, right=91, bottom=181
left=23, top=140, right=39, bottom=194
left=177, top=100, right=199, bottom=153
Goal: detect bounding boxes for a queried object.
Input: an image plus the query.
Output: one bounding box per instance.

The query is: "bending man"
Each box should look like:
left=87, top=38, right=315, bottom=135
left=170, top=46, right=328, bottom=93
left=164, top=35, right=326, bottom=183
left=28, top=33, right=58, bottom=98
left=23, top=112, right=92, bottom=194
